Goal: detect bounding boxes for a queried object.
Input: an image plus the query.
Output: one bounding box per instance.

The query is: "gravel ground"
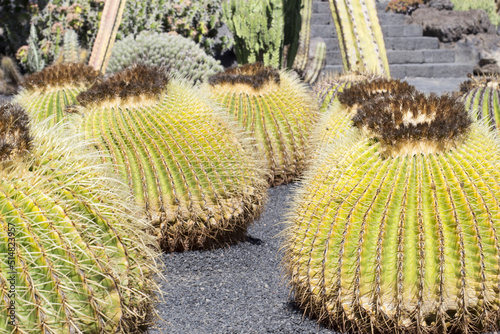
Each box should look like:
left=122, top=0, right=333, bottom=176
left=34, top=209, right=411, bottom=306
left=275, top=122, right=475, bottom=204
left=151, top=78, right=467, bottom=334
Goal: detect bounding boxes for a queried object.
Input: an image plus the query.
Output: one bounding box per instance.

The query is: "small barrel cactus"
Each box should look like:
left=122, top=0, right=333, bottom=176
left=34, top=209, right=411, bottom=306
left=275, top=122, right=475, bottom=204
left=107, top=31, right=224, bottom=83
left=14, top=63, right=101, bottom=126
left=204, top=63, right=319, bottom=186
left=0, top=103, right=159, bottom=333
left=285, top=87, right=500, bottom=333
left=75, top=64, right=267, bottom=252
left=459, top=76, right=500, bottom=132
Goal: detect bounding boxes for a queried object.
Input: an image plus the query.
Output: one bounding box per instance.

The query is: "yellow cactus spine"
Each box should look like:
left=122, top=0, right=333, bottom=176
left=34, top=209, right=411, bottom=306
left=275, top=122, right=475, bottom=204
left=285, top=86, right=500, bottom=333
left=76, top=64, right=267, bottom=252
left=0, top=103, right=160, bottom=333
left=14, top=63, right=101, bottom=126
left=205, top=63, right=319, bottom=186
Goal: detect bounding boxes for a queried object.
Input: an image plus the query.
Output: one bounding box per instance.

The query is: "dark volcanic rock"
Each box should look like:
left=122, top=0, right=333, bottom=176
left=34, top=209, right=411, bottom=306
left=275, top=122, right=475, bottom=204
left=456, top=33, right=500, bottom=75
left=427, top=0, right=454, bottom=11
left=410, top=7, right=495, bottom=42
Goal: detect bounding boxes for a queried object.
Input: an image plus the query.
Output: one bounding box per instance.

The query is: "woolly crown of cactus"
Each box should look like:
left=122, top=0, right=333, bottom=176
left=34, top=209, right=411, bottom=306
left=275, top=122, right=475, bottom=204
left=15, top=63, right=102, bottom=126
left=76, top=64, right=267, bottom=252
left=0, top=102, right=160, bottom=333
left=107, top=31, right=223, bottom=84
left=205, top=63, right=319, bottom=186
left=284, top=90, right=500, bottom=333
left=0, top=103, right=31, bottom=161
left=459, top=74, right=500, bottom=132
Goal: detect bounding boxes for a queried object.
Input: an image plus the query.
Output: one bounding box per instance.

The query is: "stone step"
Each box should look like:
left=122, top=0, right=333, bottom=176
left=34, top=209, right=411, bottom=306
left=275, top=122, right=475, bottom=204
left=310, top=13, right=333, bottom=25
left=377, top=13, right=406, bottom=25
left=312, top=1, right=330, bottom=13
left=382, top=24, right=422, bottom=37
left=311, top=24, right=336, bottom=39
left=385, top=37, right=439, bottom=50
left=325, top=50, right=456, bottom=66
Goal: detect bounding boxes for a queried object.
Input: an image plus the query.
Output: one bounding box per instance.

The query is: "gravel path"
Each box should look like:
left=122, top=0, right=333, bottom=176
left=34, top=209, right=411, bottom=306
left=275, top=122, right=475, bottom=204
left=151, top=78, right=466, bottom=333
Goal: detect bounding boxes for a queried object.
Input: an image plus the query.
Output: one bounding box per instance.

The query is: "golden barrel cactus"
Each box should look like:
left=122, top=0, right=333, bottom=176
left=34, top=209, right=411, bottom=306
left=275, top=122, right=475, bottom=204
left=284, top=89, right=500, bottom=333
left=0, top=103, right=159, bottom=333
left=76, top=64, right=267, bottom=252
left=205, top=63, right=319, bottom=186
left=14, top=63, right=101, bottom=126
left=460, top=76, right=500, bottom=132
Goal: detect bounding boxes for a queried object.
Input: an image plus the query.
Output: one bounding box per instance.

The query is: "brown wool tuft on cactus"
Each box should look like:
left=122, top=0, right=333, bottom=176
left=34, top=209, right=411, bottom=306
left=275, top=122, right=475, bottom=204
left=22, top=62, right=102, bottom=92
left=0, top=103, right=32, bottom=161
left=77, top=64, right=170, bottom=108
left=208, top=62, right=280, bottom=91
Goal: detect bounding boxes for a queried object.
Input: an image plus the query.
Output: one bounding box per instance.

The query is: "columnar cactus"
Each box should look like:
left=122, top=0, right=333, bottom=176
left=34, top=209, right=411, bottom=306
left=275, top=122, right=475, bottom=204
left=14, top=63, right=101, bottom=126
left=329, top=0, right=391, bottom=76
left=107, top=31, right=223, bottom=83
left=460, top=76, right=500, bottom=132
left=0, top=103, right=159, bottom=333
left=284, top=87, right=500, bottom=333
left=76, top=64, right=267, bottom=252
left=205, top=63, right=319, bottom=186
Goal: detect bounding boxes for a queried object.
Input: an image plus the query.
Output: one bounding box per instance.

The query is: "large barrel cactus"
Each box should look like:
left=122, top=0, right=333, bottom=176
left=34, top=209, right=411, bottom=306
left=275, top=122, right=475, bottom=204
left=107, top=31, right=223, bottom=83
left=76, top=64, right=267, bottom=252
left=284, top=88, right=500, bottom=333
left=0, top=103, right=159, bottom=333
left=205, top=63, right=319, bottom=186
left=14, top=63, right=101, bottom=126
left=460, top=76, right=500, bottom=132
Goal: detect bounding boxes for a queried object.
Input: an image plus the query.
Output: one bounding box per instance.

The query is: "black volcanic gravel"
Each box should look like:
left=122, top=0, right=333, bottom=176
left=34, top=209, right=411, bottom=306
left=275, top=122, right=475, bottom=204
left=151, top=184, right=333, bottom=334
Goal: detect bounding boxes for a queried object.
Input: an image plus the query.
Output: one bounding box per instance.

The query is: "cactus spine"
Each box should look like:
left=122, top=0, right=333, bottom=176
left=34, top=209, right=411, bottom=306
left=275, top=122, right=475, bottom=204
left=0, top=103, right=159, bottom=333
left=14, top=63, right=101, bottom=126
left=206, top=63, right=319, bottom=186
left=460, top=76, right=500, bottom=132
left=284, top=85, right=500, bottom=332
left=329, top=0, right=390, bottom=76
left=76, top=64, right=267, bottom=252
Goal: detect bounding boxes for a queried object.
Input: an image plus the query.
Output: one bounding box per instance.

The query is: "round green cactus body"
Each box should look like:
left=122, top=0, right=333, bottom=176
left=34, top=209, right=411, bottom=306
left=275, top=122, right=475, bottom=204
left=77, top=64, right=267, bottom=252
left=107, top=31, right=224, bottom=84
left=205, top=63, right=319, bottom=186
left=460, top=76, right=500, bottom=132
left=0, top=103, right=159, bottom=333
left=14, top=63, right=101, bottom=126
left=284, top=90, right=500, bottom=333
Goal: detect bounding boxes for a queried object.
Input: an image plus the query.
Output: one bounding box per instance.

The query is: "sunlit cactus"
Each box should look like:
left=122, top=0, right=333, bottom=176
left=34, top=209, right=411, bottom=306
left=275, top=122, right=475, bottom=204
left=284, top=89, right=500, bottom=333
left=14, top=63, right=101, bottom=126
left=0, top=103, right=160, bottom=333
left=205, top=63, right=319, bottom=186
left=76, top=64, right=267, bottom=252
left=459, top=75, right=500, bottom=132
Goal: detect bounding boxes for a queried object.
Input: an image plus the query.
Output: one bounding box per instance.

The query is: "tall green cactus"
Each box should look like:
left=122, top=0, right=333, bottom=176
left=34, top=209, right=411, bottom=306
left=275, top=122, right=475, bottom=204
left=14, top=63, right=102, bottom=126
left=223, top=0, right=284, bottom=68
left=205, top=63, right=319, bottom=186
left=0, top=102, right=159, bottom=333
left=76, top=64, right=267, bottom=252
left=460, top=76, right=500, bottom=133
left=329, top=0, right=391, bottom=76
left=284, top=86, right=500, bottom=332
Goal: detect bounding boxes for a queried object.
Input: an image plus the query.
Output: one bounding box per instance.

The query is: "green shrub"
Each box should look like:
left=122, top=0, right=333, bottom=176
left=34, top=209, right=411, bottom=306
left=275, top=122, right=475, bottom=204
left=107, top=31, right=223, bottom=83
left=450, top=0, right=500, bottom=25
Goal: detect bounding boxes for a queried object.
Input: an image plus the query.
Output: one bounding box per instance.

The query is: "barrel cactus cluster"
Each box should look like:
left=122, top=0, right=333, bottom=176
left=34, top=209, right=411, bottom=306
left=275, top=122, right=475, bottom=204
left=75, top=64, right=267, bottom=252
left=205, top=63, right=319, bottom=186
left=14, top=63, right=101, bottom=126
left=0, top=103, right=160, bottom=333
left=460, top=75, right=500, bottom=132
left=107, top=31, right=224, bottom=83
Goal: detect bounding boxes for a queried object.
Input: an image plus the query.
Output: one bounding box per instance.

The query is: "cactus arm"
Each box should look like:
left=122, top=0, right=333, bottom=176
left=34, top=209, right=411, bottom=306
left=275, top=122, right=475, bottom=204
left=88, top=0, right=127, bottom=74
left=303, top=39, right=326, bottom=84
left=292, top=0, right=313, bottom=72
left=329, top=0, right=390, bottom=76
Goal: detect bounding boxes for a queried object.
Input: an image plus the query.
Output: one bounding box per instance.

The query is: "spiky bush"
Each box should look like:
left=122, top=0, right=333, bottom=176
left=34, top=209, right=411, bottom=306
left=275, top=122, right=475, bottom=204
left=205, top=63, right=319, bottom=186
left=459, top=76, right=500, bottom=132
left=107, top=32, right=223, bottom=84
left=14, top=63, right=101, bottom=126
left=284, top=85, right=500, bottom=333
left=75, top=64, right=267, bottom=252
left=0, top=102, right=160, bottom=333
